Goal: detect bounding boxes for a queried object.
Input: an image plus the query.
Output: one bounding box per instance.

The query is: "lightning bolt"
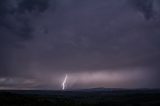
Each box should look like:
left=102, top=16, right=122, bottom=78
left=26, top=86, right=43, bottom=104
left=62, top=74, right=68, bottom=90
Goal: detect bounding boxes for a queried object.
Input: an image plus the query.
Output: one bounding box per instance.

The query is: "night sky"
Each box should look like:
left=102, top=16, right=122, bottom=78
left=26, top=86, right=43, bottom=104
left=0, top=0, right=160, bottom=90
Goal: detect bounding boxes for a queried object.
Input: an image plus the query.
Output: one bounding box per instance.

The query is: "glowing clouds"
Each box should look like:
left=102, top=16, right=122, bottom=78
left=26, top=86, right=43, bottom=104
left=0, top=77, right=37, bottom=90
left=62, top=69, right=151, bottom=89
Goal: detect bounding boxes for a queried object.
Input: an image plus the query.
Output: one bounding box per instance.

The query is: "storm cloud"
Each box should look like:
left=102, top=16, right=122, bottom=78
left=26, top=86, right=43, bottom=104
left=0, top=0, right=160, bottom=90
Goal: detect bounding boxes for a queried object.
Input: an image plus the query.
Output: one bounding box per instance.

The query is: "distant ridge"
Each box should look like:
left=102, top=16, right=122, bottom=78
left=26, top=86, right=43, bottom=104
left=67, top=88, right=129, bottom=91
left=66, top=88, right=160, bottom=92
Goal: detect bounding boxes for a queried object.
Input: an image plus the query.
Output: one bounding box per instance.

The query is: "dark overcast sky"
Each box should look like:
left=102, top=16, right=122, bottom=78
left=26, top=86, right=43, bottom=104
left=0, top=0, right=160, bottom=90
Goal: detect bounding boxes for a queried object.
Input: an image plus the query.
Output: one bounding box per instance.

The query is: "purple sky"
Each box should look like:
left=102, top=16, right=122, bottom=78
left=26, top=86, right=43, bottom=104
left=0, top=0, right=160, bottom=90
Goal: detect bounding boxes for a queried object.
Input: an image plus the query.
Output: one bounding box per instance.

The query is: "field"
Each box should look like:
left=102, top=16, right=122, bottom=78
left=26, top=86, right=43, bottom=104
left=0, top=89, right=160, bottom=106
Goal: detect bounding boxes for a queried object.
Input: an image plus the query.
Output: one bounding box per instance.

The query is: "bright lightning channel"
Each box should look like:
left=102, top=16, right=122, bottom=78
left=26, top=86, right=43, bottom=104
left=62, top=74, right=68, bottom=90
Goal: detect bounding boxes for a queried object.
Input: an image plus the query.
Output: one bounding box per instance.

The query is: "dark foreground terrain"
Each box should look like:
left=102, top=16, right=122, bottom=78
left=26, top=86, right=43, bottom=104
left=0, top=89, right=160, bottom=106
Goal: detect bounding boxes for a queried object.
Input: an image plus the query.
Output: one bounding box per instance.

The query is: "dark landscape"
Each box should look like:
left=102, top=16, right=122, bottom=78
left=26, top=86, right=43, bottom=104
left=0, top=89, right=160, bottom=106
